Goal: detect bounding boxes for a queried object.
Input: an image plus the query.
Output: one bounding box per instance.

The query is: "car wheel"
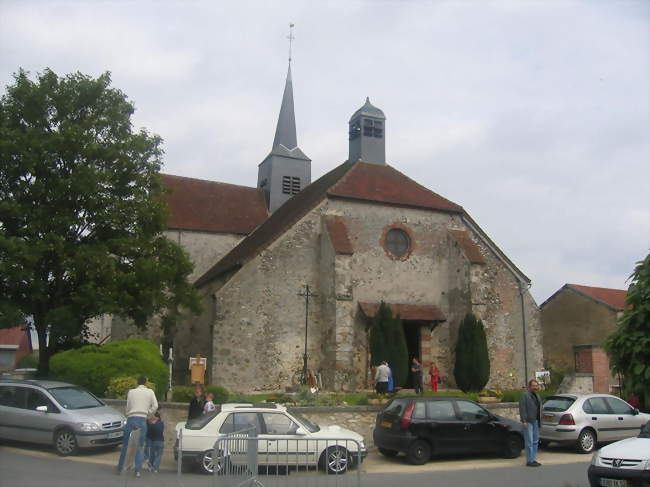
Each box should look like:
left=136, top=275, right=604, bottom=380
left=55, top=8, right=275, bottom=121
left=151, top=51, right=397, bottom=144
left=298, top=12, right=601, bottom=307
left=199, top=449, right=225, bottom=475
left=539, top=439, right=550, bottom=449
left=322, top=446, right=350, bottom=474
left=378, top=447, right=399, bottom=458
left=406, top=440, right=431, bottom=465
left=577, top=429, right=596, bottom=454
left=54, top=429, right=78, bottom=456
left=502, top=434, right=523, bottom=459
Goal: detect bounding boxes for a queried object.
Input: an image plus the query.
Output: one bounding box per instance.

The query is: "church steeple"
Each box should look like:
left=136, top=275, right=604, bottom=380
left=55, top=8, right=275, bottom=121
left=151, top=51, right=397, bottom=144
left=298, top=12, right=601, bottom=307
left=272, top=66, right=298, bottom=151
left=257, top=25, right=311, bottom=213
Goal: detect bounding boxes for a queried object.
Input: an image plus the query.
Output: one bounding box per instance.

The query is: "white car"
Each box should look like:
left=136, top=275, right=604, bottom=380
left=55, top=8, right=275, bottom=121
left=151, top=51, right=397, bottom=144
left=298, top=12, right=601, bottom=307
left=174, top=403, right=367, bottom=474
left=588, top=420, right=650, bottom=487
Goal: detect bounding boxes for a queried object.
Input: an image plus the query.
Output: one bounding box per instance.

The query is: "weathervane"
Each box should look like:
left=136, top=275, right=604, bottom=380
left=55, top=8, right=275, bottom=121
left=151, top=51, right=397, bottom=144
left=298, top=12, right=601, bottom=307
left=288, top=23, right=295, bottom=64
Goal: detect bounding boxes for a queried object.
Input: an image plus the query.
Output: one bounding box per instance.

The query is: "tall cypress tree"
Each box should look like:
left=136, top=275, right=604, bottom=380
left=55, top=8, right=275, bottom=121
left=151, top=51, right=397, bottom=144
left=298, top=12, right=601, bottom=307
left=369, top=302, right=392, bottom=366
left=388, top=313, right=409, bottom=387
left=454, top=312, right=491, bottom=392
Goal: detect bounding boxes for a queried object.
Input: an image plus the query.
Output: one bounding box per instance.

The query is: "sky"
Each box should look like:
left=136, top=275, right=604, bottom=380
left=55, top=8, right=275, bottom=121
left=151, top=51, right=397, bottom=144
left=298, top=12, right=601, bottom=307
left=1, top=0, right=648, bottom=304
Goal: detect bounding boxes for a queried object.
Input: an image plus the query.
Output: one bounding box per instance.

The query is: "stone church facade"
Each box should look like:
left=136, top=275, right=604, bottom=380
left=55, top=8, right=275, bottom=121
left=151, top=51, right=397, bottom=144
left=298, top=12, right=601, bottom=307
left=112, top=65, right=543, bottom=392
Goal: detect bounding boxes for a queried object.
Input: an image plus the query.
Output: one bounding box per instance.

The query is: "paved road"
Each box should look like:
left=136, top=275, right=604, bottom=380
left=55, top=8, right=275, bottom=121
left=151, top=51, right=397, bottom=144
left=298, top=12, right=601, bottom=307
left=0, top=444, right=590, bottom=487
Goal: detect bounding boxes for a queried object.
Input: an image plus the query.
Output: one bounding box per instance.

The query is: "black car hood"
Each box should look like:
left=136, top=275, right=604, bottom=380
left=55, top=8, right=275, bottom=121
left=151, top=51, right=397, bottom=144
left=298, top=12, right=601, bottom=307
left=495, top=415, right=524, bottom=432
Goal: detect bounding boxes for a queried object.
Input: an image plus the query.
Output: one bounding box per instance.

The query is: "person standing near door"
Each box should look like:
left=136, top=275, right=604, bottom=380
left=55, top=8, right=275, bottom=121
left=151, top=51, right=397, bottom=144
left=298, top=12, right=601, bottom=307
left=519, top=379, right=542, bottom=467
left=411, top=358, right=423, bottom=394
left=429, top=363, right=440, bottom=393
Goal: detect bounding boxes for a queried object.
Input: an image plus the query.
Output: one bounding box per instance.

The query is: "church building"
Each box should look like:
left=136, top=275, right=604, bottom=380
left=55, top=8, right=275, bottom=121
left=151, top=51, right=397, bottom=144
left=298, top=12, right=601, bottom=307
left=115, top=63, right=543, bottom=393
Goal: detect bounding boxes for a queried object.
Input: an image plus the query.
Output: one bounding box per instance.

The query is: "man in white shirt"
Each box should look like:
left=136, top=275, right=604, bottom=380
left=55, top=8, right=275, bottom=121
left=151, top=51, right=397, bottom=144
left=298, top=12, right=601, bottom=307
left=375, top=361, right=391, bottom=394
left=117, top=376, right=158, bottom=476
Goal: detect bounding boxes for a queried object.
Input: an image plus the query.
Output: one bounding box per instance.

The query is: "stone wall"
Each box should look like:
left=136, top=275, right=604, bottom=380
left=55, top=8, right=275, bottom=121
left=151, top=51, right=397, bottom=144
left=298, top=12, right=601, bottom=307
left=541, top=289, right=619, bottom=391
left=206, top=197, right=542, bottom=393
left=103, top=399, right=520, bottom=453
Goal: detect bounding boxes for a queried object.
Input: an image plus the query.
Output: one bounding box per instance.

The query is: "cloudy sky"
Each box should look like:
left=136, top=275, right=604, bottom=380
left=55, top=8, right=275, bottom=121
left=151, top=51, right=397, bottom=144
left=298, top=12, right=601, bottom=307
left=1, top=0, right=648, bottom=303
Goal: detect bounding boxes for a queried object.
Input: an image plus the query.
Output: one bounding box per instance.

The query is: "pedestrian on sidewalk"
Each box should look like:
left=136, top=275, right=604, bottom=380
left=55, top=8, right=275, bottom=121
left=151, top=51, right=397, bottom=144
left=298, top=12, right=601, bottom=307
left=411, top=358, right=423, bottom=394
left=429, top=363, right=440, bottom=393
left=145, top=411, right=164, bottom=473
left=187, top=384, right=205, bottom=420
left=203, top=392, right=216, bottom=414
left=117, top=376, right=158, bottom=476
left=519, top=379, right=542, bottom=467
left=374, top=361, right=390, bottom=394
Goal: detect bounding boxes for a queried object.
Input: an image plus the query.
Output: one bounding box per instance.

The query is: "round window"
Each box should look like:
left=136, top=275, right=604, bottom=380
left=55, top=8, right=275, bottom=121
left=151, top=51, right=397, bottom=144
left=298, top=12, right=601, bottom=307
left=385, top=228, right=411, bottom=258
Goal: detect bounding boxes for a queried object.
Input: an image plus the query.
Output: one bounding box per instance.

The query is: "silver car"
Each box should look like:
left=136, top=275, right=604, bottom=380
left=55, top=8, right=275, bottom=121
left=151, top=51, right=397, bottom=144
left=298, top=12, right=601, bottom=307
left=0, top=379, right=126, bottom=456
left=540, top=393, right=650, bottom=453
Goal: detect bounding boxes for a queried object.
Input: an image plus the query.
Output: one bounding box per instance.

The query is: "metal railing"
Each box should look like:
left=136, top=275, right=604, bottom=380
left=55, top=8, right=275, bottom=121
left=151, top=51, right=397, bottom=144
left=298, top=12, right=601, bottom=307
left=177, top=427, right=364, bottom=487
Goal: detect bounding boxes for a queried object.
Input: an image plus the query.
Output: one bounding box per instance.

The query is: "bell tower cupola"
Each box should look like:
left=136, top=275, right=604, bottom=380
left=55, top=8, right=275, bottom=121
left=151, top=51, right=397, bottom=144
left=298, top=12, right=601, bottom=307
left=348, top=97, right=386, bottom=165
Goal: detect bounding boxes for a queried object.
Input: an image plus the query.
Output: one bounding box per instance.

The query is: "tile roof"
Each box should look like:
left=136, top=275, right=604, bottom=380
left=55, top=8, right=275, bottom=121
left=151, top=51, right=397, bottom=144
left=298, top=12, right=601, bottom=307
left=328, top=162, right=463, bottom=213
left=568, top=284, right=628, bottom=311
left=358, top=301, right=447, bottom=322
left=194, top=161, right=467, bottom=287
left=324, top=216, right=354, bottom=255
left=449, top=229, right=486, bottom=264
left=160, top=174, right=268, bottom=235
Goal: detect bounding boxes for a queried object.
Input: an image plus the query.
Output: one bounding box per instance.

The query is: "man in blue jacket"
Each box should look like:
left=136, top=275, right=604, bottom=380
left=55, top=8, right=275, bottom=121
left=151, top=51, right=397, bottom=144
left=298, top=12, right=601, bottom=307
left=519, top=379, right=542, bottom=467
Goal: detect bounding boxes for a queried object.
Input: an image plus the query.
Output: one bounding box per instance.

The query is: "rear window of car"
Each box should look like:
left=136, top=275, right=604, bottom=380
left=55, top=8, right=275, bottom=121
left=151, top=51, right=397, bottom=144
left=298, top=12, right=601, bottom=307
left=48, top=387, right=103, bottom=409
left=186, top=407, right=221, bottom=430
left=382, top=398, right=408, bottom=417
left=543, top=396, right=575, bottom=412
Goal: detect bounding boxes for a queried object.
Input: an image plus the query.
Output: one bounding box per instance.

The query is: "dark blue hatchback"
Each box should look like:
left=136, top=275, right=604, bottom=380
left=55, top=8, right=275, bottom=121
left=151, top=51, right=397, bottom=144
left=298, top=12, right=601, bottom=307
left=373, top=396, right=524, bottom=464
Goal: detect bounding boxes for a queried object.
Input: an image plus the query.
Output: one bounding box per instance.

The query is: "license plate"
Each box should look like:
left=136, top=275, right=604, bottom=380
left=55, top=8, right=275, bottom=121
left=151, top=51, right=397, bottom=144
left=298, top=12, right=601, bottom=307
left=381, top=421, right=392, bottom=428
left=542, top=414, right=554, bottom=422
left=107, top=431, right=123, bottom=439
left=600, top=478, right=629, bottom=487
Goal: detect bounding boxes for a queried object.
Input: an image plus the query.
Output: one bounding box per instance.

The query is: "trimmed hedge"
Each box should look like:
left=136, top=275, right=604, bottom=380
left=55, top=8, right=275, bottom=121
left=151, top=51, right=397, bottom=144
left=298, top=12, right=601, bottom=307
left=172, top=385, right=229, bottom=404
left=50, top=338, right=168, bottom=398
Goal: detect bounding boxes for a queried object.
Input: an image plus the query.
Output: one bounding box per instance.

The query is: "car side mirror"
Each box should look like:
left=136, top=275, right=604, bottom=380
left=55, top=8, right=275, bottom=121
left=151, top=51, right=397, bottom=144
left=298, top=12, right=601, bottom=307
left=295, top=427, right=307, bottom=436
left=36, top=405, right=48, bottom=413
left=632, top=408, right=639, bottom=416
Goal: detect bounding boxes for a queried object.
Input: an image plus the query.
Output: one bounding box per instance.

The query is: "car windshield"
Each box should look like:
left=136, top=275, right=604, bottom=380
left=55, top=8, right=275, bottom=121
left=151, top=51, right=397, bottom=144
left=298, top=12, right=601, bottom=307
left=289, top=410, right=320, bottom=433
left=48, top=387, right=103, bottom=410
left=543, top=396, right=575, bottom=412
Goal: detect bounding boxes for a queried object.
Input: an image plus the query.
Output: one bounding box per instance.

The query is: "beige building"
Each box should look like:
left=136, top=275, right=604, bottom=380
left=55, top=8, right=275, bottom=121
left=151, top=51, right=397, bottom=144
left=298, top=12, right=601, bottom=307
left=540, top=284, right=626, bottom=393
left=113, top=67, right=543, bottom=393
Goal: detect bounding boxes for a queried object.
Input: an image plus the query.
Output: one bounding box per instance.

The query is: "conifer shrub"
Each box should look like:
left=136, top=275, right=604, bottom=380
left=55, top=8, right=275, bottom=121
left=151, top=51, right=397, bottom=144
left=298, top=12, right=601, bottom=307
left=369, top=302, right=409, bottom=388
left=50, top=338, right=167, bottom=398
left=453, top=313, right=491, bottom=393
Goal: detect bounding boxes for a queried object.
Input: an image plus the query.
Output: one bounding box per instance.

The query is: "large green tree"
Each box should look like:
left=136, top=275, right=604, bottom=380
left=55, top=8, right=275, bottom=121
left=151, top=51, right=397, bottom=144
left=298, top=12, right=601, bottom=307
left=0, top=68, right=200, bottom=374
left=605, top=253, right=650, bottom=398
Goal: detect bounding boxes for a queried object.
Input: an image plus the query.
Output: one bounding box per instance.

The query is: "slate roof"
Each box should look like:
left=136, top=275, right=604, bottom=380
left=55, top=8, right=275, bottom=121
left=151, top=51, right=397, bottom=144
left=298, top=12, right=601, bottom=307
left=540, top=284, right=628, bottom=311
left=194, top=161, right=466, bottom=287
left=160, top=174, right=267, bottom=235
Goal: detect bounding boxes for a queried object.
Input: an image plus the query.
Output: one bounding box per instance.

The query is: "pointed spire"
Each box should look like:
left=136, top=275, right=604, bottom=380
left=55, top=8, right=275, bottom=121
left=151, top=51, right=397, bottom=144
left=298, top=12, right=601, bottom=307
left=272, top=65, right=298, bottom=150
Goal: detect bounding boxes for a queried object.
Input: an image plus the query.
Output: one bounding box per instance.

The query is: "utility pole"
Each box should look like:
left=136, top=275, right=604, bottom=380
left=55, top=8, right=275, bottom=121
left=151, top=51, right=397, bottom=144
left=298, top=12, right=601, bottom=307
left=297, top=284, right=318, bottom=385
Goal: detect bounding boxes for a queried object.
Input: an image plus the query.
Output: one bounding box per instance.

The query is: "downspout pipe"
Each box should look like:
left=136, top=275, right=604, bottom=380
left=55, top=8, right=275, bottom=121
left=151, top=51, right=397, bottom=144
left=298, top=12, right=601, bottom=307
left=519, top=280, right=531, bottom=384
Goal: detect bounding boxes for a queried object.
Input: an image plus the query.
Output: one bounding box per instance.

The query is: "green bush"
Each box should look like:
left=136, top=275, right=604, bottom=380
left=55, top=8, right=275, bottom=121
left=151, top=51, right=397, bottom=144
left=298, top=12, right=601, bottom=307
left=50, top=338, right=167, bottom=398
left=105, top=376, right=157, bottom=399
left=172, top=385, right=229, bottom=404
left=454, top=313, right=490, bottom=393
left=500, top=389, right=525, bottom=403
left=172, top=386, right=195, bottom=403
left=206, top=386, right=229, bottom=404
